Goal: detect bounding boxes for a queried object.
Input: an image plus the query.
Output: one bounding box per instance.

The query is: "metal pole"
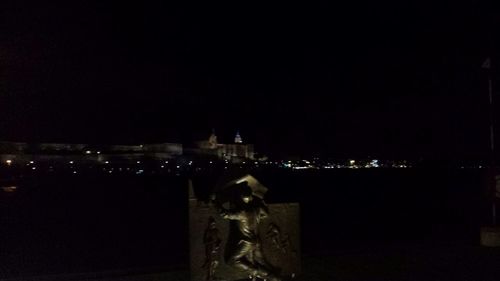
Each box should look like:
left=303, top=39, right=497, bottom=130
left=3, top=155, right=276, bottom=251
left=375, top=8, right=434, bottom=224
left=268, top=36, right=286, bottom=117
left=488, top=71, right=497, bottom=225
left=489, top=75, right=494, bottom=153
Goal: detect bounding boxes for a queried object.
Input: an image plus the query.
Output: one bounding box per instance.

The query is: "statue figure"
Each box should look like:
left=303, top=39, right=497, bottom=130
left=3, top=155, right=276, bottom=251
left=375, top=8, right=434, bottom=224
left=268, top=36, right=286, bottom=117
left=215, top=182, right=282, bottom=281
left=202, top=216, right=222, bottom=281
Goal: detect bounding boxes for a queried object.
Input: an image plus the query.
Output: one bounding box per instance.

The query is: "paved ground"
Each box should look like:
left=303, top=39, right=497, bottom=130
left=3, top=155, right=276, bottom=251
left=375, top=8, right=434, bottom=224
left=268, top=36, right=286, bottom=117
left=2, top=241, right=500, bottom=281
left=300, top=241, right=500, bottom=281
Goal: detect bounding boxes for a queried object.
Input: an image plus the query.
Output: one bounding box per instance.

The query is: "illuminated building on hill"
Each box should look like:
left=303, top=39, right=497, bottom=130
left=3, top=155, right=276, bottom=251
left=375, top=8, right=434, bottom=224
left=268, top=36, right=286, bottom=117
left=190, top=130, right=254, bottom=162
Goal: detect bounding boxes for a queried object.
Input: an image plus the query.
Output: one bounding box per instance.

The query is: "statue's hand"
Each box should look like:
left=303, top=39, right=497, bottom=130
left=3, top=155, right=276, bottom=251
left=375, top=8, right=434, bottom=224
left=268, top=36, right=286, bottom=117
left=219, top=210, right=229, bottom=219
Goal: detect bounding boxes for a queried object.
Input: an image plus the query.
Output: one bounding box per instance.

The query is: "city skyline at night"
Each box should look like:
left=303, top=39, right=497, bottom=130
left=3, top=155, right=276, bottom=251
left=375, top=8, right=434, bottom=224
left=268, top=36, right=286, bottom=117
left=1, top=2, right=499, bottom=161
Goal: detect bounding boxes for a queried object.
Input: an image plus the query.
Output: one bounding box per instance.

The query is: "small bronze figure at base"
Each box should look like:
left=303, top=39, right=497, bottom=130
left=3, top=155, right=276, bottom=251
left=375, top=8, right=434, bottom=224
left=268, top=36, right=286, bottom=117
left=202, top=216, right=222, bottom=281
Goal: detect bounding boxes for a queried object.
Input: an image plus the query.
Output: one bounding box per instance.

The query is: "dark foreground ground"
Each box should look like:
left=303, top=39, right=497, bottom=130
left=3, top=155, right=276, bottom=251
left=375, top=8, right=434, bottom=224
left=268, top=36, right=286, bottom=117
left=2, top=241, right=500, bottom=281
left=0, top=168, right=498, bottom=280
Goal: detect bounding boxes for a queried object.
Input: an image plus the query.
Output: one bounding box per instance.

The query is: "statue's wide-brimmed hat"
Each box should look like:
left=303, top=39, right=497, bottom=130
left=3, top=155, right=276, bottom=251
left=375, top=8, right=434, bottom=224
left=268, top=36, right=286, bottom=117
left=213, top=172, right=268, bottom=200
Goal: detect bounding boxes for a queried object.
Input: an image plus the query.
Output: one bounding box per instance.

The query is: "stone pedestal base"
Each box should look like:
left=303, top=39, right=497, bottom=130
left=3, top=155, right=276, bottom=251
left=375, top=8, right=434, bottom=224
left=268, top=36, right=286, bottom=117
left=189, top=201, right=300, bottom=281
left=480, top=227, right=500, bottom=247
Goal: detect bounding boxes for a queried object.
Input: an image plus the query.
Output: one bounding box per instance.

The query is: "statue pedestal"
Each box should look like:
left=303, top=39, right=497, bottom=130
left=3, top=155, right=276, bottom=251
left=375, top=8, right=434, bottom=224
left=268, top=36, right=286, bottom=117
left=189, top=202, right=301, bottom=281
left=188, top=175, right=301, bottom=281
left=480, top=227, right=500, bottom=247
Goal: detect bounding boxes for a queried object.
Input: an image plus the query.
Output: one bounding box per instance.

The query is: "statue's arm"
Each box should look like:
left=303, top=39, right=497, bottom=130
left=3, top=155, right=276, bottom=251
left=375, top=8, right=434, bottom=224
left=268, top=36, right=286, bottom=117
left=220, top=209, right=243, bottom=220
left=212, top=194, right=241, bottom=220
left=259, top=201, right=269, bottom=218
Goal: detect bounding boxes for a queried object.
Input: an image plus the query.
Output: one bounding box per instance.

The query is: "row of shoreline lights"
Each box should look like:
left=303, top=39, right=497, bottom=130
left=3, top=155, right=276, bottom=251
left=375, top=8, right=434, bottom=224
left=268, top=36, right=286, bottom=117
left=3, top=159, right=232, bottom=166
left=7, top=159, right=370, bottom=165
left=1, top=159, right=182, bottom=169
left=3, top=159, right=410, bottom=169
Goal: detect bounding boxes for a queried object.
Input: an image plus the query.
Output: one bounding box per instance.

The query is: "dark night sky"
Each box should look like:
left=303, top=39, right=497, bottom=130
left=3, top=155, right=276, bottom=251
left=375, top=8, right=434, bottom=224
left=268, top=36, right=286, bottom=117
left=0, top=2, right=499, bottom=159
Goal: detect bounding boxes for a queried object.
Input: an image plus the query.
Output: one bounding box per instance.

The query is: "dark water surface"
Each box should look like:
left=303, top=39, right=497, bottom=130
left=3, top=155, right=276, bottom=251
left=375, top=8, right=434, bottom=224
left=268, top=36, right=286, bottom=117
left=0, top=168, right=486, bottom=278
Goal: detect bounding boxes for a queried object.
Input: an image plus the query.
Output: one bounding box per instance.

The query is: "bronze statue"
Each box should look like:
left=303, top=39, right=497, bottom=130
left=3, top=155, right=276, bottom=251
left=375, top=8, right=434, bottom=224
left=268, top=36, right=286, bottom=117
left=215, top=182, right=282, bottom=281
left=202, top=216, right=222, bottom=281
